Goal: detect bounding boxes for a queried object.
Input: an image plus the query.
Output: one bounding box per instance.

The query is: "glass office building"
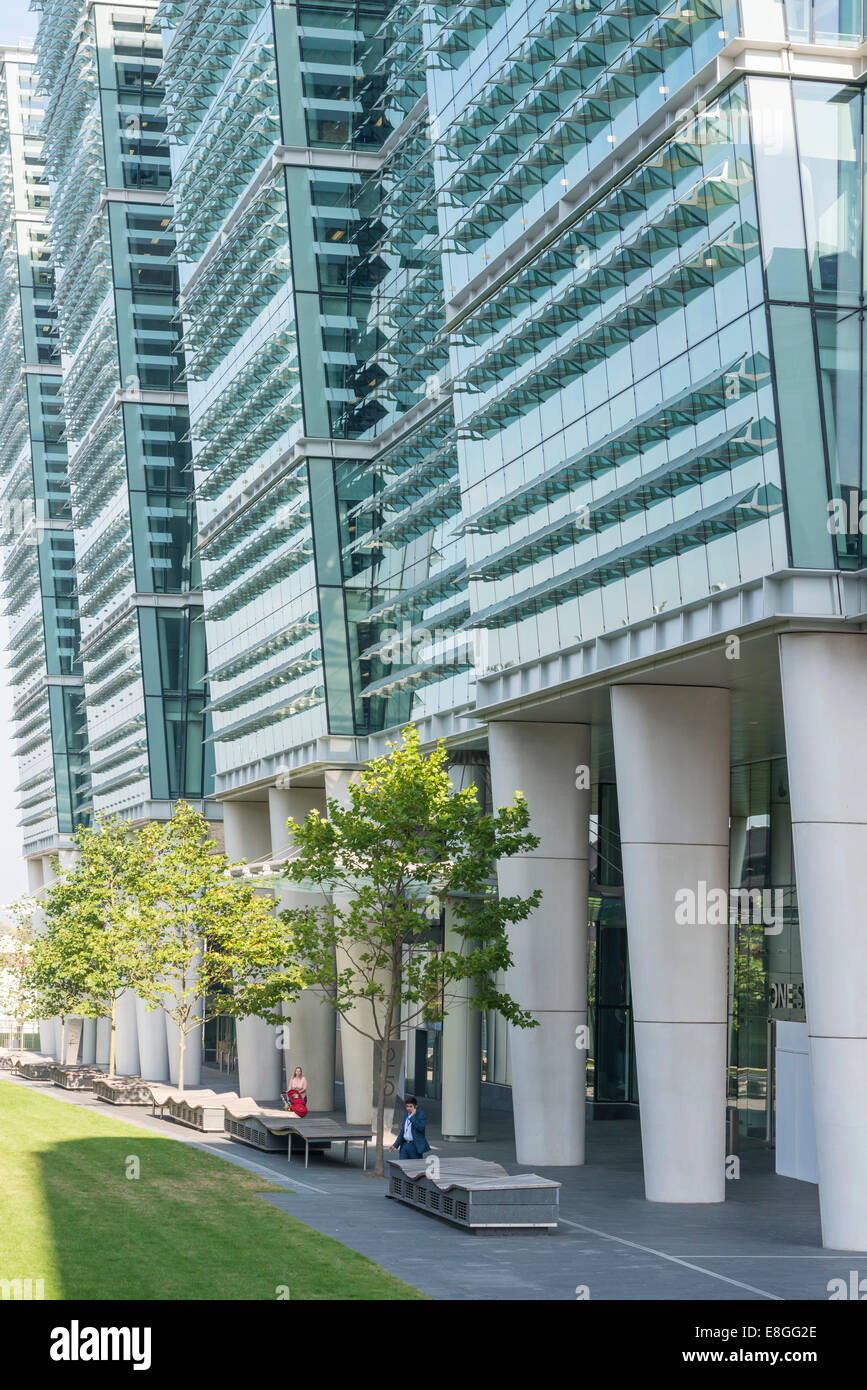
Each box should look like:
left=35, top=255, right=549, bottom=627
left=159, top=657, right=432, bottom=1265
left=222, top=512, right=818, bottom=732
left=0, top=44, right=92, bottom=875
left=25, top=0, right=216, bottom=846
left=12, top=0, right=867, bottom=1249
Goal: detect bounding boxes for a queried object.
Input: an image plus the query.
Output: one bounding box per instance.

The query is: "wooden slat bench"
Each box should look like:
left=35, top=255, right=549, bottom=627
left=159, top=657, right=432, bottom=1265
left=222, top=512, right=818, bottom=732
left=387, top=1157, right=560, bottom=1232
left=223, top=1102, right=373, bottom=1169
left=146, top=1087, right=242, bottom=1132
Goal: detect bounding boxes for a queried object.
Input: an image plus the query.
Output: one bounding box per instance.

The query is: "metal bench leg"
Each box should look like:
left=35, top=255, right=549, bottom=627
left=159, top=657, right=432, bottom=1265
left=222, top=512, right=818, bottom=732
left=344, top=1140, right=348, bottom=1164
left=363, top=1141, right=368, bottom=1172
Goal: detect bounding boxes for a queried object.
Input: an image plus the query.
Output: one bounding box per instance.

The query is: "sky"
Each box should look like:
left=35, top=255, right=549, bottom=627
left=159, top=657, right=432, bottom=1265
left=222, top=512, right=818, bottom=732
left=0, top=1, right=46, bottom=906
left=0, top=3, right=37, bottom=47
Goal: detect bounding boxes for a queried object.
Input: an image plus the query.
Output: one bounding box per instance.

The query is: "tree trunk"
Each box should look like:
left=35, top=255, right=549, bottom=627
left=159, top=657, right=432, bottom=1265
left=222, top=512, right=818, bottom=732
left=109, top=998, right=117, bottom=1077
left=373, top=972, right=400, bottom=1178
left=59, top=1016, right=66, bottom=1065
left=178, top=1027, right=186, bottom=1093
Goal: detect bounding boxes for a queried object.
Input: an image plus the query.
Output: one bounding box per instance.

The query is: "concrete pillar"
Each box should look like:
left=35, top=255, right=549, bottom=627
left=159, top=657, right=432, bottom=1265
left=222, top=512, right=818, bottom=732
left=270, top=785, right=334, bottom=1108
left=779, top=632, right=867, bottom=1250
left=441, top=901, right=482, bottom=1141
left=80, top=1018, right=97, bottom=1066
left=325, top=767, right=391, bottom=1125
left=135, top=997, right=170, bottom=1081
left=223, top=798, right=280, bottom=1100
left=96, top=1017, right=111, bottom=1066
left=270, top=785, right=335, bottom=1104
left=611, top=684, right=730, bottom=1204
left=164, top=989, right=202, bottom=1088
left=487, top=721, right=591, bottom=1166
left=222, top=798, right=271, bottom=864
left=114, top=989, right=141, bottom=1076
left=31, top=861, right=56, bottom=1054
left=282, top=968, right=335, bottom=1112
left=441, top=759, right=486, bottom=1142
left=268, top=786, right=325, bottom=860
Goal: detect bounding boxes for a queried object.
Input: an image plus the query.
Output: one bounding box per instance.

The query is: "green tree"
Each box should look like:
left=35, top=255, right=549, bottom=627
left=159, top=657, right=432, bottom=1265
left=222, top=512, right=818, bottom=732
left=274, top=727, right=541, bottom=1176
left=1, top=907, right=37, bottom=1050
left=19, top=893, right=95, bottom=1064
left=35, top=821, right=158, bottom=1074
left=138, top=802, right=304, bottom=1092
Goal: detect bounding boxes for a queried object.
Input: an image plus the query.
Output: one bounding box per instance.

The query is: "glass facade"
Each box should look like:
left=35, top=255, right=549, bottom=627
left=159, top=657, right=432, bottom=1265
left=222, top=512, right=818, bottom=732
left=23, top=0, right=213, bottom=835
left=0, top=48, right=92, bottom=850
left=158, top=0, right=867, bottom=799
left=6, top=1, right=864, bottom=1130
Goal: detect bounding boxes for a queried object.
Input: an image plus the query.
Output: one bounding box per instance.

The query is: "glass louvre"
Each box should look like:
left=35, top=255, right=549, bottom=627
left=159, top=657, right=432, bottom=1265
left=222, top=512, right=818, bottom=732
left=24, top=6, right=214, bottom=817
left=0, top=48, right=92, bottom=836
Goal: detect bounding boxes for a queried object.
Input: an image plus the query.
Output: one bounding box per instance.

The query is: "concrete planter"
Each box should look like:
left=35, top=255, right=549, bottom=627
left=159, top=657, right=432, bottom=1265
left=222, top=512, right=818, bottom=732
left=93, top=1077, right=153, bottom=1105
left=13, top=1057, right=55, bottom=1080
left=51, top=1065, right=102, bottom=1090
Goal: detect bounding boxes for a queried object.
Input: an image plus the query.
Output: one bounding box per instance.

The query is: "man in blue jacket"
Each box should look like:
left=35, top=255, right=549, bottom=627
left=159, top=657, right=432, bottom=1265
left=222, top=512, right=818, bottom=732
left=390, top=1097, right=431, bottom=1159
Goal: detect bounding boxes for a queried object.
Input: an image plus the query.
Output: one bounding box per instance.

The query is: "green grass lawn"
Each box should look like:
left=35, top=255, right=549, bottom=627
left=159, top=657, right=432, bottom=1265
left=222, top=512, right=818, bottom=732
left=0, top=1079, right=425, bottom=1300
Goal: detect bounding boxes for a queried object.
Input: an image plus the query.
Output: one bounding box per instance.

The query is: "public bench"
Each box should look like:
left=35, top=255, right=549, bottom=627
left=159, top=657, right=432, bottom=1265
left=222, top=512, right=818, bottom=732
left=9, top=1054, right=55, bottom=1080
left=146, top=1086, right=240, bottom=1132
left=50, top=1064, right=102, bottom=1090
left=223, top=1101, right=373, bottom=1169
left=387, top=1157, right=560, bottom=1232
left=0, top=1048, right=36, bottom=1072
left=92, top=1076, right=154, bottom=1105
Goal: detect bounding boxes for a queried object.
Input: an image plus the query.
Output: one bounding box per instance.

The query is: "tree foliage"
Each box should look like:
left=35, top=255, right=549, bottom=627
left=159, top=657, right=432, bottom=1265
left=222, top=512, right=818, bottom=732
left=19, top=804, right=304, bottom=1088
left=136, top=802, right=304, bottom=1090
left=274, top=727, right=541, bottom=1175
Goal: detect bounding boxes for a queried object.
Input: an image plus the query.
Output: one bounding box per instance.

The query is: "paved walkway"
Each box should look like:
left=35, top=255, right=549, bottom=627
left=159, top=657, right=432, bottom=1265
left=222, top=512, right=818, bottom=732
left=5, top=1069, right=864, bottom=1300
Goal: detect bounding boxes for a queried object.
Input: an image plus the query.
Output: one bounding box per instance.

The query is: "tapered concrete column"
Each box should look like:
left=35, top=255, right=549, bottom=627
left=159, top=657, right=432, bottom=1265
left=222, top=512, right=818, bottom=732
left=223, top=798, right=281, bottom=1100
left=611, top=684, right=730, bottom=1204
left=164, top=975, right=202, bottom=1088
left=488, top=721, right=591, bottom=1166
left=96, top=1017, right=111, bottom=1065
left=441, top=901, right=482, bottom=1140
left=779, top=633, right=867, bottom=1250
left=325, top=767, right=391, bottom=1125
left=441, top=759, right=486, bottom=1142
left=115, top=989, right=140, bottom=1076
left=223, top=799, right=271, bottom=863
left=271, top=784, right=334, bottom=1109
left=165, top=1016, right=202, bottom=1087
left=80, top=1018, right=97, bottom=1066
left=268, top=786, right=325, bottom=860
left=281, top=950, right=335, bottom=1112
left=35, top=859, right=64, bottom=1058
left=271, top=786, right=334, bottom=1105
left=135, top=997, right=169, bottom=1081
